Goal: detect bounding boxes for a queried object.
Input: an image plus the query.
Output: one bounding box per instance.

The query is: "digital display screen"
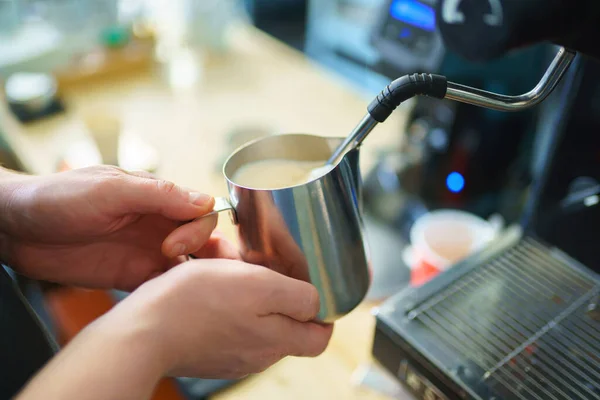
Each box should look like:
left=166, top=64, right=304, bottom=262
left=390, top=0, right=436, bottom=32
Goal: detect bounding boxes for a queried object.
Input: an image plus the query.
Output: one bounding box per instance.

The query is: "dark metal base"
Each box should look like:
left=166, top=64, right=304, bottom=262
left=372, top=227, right=600, bottom=400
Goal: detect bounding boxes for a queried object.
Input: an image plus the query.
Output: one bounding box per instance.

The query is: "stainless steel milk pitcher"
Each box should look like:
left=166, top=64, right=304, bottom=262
left=205, top=133, right=371, bottom=323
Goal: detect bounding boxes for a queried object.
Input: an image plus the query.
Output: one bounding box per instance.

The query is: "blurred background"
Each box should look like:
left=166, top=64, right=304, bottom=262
left=2, top=1, right=593, bottom=400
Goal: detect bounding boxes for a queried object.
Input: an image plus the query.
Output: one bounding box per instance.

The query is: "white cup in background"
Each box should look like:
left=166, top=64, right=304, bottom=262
left=404, top=209, right=502, bottom=286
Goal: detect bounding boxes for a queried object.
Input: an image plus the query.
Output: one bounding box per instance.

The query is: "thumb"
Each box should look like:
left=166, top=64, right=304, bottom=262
left=162, top=214, right=218, bottom=258
left=118, top=175, right=215, bottom=221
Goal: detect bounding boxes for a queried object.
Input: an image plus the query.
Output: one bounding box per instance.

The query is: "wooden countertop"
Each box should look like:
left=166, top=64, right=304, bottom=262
left=0, top=23, right=409, bottom=400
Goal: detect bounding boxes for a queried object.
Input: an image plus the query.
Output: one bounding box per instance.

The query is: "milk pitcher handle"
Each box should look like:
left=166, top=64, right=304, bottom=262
left=198, top=197, right=237, bottom=224
left=187, top=197, right=237, bottom=261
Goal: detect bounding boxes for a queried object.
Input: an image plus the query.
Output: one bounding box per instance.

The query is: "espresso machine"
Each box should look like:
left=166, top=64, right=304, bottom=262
left=369, top=0, right=600, bottom=399
left=365, top=0, right=556, bottom=242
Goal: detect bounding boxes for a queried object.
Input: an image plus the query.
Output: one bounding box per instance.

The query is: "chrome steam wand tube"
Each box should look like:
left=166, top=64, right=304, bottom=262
left=327, top=47, right=576, bottom=167
left=445, top=47, right=576, bottom=111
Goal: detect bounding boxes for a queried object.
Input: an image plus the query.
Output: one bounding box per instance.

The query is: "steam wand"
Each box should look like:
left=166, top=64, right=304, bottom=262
left=326, top=47, right=576, bottom=167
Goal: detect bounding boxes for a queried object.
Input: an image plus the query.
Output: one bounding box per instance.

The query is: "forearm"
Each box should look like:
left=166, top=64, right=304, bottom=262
left=0, top=166, right=31, bottom=265
left=16, top=311, right=166, bottom=400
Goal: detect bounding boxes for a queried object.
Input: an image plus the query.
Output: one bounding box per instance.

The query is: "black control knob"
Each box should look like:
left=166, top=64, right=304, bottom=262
left=435, top=0, right=600, bottom=61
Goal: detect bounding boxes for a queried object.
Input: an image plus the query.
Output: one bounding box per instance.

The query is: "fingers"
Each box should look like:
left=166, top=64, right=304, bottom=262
left=270, top=316, right=334, bottom=358
left=123, top=170, right=223, bottom=257
left=117, top=174, right=215, bottom=221
left=260, top=274, right=322, bottom=323
left=126, top=170, right=156, bottom=180
left=162, top=214, right=218, bottom=258
left=191, top=231, right=241, bottom=260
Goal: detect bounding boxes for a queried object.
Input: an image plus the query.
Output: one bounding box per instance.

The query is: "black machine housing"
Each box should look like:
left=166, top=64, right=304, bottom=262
left=371, top=58, right=600, bottom=396
left=371, top=1, right=600, bottom=399
left=366, top=0, right=554, bottom=240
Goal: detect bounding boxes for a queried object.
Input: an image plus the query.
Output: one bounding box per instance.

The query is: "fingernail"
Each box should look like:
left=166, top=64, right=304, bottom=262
left=173, top=243, right=187, bottom=256
left=189, top=192, right=212, bottom=206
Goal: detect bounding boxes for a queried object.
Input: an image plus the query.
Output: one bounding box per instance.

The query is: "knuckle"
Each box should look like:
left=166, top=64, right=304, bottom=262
left=90, top=167, right=127, bottom=194
left=155, top=179, right=178, bottom=196
left=130, top=169, right=156, bottom=179
left=293, top=282, right=320, bottom=321
left=94, top=165, right=126, bottom=179
left=103, top=164, right=126, bottom=173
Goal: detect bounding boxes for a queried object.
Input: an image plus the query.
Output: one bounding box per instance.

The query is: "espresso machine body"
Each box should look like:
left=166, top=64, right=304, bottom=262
left=525, top=58, right=600, bottom=274
left=372, top=1, right=600, bottom=399
left=365, top=0, right=551, bottom=243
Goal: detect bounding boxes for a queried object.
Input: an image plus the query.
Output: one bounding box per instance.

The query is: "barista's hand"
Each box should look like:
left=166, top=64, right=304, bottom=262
left=0, top=165, right=237, bottom=291
left=96, top=259, right=333, bottom=379
left=15, top=259, right=334, bottom=400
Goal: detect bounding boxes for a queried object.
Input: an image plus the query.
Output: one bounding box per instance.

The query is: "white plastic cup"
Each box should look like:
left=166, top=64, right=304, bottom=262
left=406, top=209, right=500, bottom=286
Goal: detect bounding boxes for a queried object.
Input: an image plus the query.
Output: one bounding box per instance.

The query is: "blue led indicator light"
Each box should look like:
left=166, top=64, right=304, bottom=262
left=446, top=172, right=465, bottom=193
left=390, top=0, right=436, bottom=32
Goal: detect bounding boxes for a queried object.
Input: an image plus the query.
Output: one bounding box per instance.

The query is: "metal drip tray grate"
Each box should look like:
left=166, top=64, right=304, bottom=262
left=405, top=237, right=600, bottom=400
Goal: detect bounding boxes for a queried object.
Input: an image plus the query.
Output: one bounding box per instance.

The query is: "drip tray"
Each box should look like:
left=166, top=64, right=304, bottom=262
left=372, top=227, right=600, bottom=400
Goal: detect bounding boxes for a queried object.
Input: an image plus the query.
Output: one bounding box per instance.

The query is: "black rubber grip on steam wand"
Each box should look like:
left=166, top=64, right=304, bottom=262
left=367, top=73, right=448, bottom=123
